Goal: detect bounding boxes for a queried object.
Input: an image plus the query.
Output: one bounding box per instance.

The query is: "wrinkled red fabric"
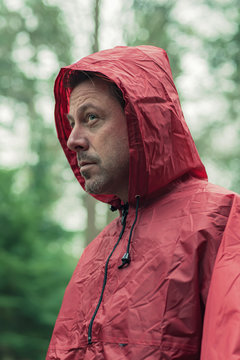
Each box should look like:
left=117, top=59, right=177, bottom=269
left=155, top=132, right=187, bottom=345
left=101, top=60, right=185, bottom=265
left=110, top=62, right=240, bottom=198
left=47, top=46, right=240, bottom=359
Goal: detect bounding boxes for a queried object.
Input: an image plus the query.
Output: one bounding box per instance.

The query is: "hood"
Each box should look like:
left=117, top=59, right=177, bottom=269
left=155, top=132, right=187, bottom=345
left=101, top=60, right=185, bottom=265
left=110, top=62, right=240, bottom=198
left=54, top=45, right=207, bottom=208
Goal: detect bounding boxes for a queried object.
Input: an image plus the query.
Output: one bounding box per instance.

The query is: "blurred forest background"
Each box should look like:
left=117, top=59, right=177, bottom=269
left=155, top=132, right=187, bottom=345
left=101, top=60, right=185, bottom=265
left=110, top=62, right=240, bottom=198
left=0, top=0, right=239, bottom=358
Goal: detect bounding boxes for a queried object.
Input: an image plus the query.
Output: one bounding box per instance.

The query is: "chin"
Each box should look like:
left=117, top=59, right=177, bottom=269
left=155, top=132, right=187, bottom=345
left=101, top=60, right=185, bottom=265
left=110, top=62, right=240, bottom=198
left=85, top=179, right=106, bottom=195
left=84, top=175, right=116, bottom=196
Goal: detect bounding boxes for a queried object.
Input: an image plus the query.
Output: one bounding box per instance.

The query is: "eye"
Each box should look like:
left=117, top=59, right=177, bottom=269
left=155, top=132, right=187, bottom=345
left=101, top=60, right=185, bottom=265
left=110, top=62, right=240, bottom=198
left=69, top=121, right=75, bottom=128
left=87, top=113, right=97, bottom=122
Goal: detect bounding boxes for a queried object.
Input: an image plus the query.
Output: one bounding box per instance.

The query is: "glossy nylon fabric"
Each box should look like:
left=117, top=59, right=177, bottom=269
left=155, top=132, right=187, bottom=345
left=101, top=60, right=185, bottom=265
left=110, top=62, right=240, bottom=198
left=47, top=46, right=240, bottom=359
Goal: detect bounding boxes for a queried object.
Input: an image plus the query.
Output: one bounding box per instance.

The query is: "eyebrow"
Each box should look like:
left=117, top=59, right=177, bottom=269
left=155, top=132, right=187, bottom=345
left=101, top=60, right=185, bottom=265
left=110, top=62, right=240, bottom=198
left=66, top=103, right=102, bottom=123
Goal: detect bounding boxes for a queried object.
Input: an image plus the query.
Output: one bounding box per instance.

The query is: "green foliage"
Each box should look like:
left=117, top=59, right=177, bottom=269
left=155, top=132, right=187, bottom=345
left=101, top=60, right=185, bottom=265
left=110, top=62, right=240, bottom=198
left=1, top=0, right=240, bottom=357
left=0, top=0, right=78, bottom=358
left=124, top=0, right=180, bottom=77
left=190, top=0, right=240, bottom=192
left=127, top=0, right=240, bottom=193
left=0, top=4, right=68, bottom=106
left=0, top=168, right=77, bottom=359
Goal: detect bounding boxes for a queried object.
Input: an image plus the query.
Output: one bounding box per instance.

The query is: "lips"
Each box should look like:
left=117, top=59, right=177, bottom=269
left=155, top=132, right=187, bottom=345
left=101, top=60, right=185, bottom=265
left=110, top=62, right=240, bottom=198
left=78, top=161, right=95, bottom=168
left=77, top=154, right=99, bottom=169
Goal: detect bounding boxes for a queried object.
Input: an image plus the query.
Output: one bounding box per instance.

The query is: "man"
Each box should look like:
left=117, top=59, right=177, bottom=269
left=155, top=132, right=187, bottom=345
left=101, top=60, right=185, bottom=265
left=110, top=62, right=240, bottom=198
left=47, top=46, right=240, bottom=359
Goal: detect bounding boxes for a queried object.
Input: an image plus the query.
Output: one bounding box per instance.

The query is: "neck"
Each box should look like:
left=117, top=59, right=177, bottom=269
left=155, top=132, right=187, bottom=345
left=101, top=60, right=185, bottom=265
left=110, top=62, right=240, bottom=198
left=117, top=189, right=128, bottom=204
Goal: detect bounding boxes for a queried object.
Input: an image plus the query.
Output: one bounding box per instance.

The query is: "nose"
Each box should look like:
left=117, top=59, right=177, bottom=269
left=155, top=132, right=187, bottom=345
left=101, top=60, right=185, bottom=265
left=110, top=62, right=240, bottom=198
left=67, top=126, right=89, bottom=152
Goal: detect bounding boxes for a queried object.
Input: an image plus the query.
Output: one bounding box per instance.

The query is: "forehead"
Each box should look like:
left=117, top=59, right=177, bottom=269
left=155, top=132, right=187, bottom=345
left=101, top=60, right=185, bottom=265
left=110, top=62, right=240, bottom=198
left=69, top=78, right=112, bottom=109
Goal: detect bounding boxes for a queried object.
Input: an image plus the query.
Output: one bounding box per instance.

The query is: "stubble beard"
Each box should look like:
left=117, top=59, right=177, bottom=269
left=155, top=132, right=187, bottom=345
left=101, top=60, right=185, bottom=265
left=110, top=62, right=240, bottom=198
left=78, top=153, right=107, bottom=194
left=80, top=158, right=114, bottom=195
left=78, top=146, right=129, bottom=198
left=81, top=159, right=127, bottom=196
left=82, top=166, right=110, bottom=195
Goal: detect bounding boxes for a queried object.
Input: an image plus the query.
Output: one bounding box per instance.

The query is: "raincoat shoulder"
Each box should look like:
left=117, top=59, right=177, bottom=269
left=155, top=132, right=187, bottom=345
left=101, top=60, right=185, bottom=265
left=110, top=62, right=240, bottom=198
left=201, top=194, right=240, bottom=359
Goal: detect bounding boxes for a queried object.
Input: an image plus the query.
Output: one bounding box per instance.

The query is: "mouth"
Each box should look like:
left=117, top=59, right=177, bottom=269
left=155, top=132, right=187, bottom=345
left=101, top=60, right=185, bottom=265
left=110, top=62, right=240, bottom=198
left=78, top=161, right=96, bottom=169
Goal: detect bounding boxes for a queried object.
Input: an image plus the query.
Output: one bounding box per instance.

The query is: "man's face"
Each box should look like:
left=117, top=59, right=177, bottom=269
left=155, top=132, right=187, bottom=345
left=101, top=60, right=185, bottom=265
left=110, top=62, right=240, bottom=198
left=67, top=78, right=129, bottom=202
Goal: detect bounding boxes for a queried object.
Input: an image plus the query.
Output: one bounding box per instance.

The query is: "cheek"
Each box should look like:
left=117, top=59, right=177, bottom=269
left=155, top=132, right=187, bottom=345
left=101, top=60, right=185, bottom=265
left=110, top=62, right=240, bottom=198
left=108, top=129, right=129, bottom=152
left=110, top=135, right=129, bottom=166
left=94, top=116, right=129, bottom=159
left=98, top=134, right=128, bottom=166
left=96, top=127, right=121, bottom=150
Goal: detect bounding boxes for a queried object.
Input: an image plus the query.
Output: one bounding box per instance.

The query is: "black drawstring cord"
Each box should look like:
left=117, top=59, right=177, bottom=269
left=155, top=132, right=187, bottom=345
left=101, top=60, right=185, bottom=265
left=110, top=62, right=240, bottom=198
left=88, top=199, right=139, bottom=343
left=88, top=205, right=128, bottom=344
left=118, top=195, right=140, bottom=269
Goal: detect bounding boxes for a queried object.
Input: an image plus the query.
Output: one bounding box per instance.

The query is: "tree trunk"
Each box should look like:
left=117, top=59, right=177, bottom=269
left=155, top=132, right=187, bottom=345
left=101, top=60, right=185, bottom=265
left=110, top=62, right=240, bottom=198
left=92, top=0, right=101, bottom=53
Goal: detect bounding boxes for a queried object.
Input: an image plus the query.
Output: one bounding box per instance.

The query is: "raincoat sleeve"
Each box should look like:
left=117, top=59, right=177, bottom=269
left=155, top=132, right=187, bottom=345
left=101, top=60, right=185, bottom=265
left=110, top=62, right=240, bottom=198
left=201, top=195, right=240, bottom=359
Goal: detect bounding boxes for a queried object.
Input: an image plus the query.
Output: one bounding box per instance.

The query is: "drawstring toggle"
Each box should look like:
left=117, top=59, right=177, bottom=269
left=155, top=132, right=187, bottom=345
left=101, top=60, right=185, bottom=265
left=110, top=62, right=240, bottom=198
left=118, top=252, right=131, bottom=269
left=118, top=196, right=140, bottom=270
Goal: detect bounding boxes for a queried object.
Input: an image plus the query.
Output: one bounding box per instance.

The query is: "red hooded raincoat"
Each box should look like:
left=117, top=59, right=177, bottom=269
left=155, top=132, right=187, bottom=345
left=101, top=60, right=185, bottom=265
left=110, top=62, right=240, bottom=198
left=47, top=46, right=240, bottom=360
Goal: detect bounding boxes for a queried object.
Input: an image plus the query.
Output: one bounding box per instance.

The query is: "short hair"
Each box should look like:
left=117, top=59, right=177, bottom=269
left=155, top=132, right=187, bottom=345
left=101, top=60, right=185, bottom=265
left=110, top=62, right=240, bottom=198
left=63, top=70, right=125, bottom=109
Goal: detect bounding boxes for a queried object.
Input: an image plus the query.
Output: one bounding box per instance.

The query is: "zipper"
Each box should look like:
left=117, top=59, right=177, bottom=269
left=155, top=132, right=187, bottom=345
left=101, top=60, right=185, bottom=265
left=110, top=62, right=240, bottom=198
left=87, top=204, right=129, bottom=344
